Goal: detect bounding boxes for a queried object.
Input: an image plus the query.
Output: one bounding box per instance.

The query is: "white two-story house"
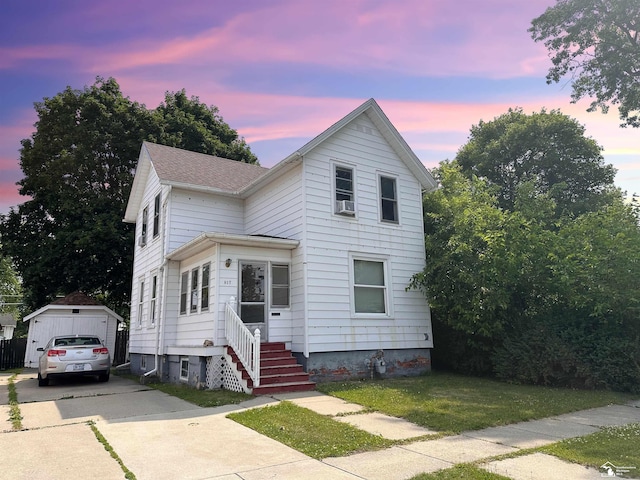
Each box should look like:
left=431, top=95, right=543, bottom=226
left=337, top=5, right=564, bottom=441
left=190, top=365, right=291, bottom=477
left=123, top=99, right=437, bottom=394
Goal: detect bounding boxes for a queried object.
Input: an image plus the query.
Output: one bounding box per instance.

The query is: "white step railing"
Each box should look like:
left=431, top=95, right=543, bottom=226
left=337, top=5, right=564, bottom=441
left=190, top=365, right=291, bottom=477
left=224, top=297, right=260, bottom=387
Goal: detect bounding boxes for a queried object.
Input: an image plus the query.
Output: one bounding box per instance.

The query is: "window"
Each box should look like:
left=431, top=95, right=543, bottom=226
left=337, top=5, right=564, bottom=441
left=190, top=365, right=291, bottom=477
left=201, top=263, right=210, bottom=311
left=140, top=207, right=148, bottom=246
left=380, top=176, right=398, bottom=223
left=271, top=264, right=290, bottom=308
left=179, top=272, right=188, bottom=314
left=150, top=273, right=157, bottom=326
left=140, top=355, right=147, bottom=370
left=190, top=268, right=199, bottom=313
left=137, top=279, right=145, bottom=327
left=180, top=358, right=189, bottom=381
left=353, top=259, right=387, bottom=314
left=335, top=165, right=355, bottom=214
left=152, top=193, right=161, bottom=237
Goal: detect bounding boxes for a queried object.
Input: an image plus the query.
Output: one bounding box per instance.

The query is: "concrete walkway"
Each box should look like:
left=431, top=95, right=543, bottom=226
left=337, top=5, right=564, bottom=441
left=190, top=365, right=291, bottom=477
left=3, top=371, right=640, bottom=479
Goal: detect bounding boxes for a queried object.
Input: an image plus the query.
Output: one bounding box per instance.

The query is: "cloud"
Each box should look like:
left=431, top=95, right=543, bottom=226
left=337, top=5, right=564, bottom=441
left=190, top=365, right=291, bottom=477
left=2, top=0, right=556, bottom=80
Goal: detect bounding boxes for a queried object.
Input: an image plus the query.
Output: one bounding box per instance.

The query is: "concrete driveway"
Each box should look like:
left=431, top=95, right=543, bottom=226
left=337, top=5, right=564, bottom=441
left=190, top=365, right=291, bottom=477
left=1, top=370, right=347, bottom=480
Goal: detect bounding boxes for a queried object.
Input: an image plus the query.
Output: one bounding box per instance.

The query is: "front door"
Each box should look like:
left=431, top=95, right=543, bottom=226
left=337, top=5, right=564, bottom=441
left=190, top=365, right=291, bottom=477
left=239, top=262, right=267, bottom=340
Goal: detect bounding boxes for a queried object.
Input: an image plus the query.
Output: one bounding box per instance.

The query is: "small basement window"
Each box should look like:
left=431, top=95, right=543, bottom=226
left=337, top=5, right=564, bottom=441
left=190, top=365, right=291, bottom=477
left=180, top=358, right=189, bottom=381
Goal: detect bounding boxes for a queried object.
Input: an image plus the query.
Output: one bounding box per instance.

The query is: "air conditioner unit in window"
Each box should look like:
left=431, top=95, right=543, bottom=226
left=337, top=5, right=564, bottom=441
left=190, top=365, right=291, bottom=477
left=337, top=200, right=355, bottom=215
left=138, top=236, right=146, bottom=247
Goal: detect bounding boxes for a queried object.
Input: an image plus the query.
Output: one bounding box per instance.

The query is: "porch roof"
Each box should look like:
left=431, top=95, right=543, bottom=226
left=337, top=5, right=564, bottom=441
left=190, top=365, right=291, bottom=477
left=166, top=232, right=300, bottom=261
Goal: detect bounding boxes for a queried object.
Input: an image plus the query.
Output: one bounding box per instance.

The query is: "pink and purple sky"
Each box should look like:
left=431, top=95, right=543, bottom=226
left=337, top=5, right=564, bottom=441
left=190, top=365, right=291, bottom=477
left=1, top=0, right=638, bottom=215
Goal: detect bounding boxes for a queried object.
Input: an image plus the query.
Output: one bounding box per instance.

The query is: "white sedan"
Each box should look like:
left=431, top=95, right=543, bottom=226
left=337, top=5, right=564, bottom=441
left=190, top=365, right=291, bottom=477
left=37, top=335, right=111, bottom=386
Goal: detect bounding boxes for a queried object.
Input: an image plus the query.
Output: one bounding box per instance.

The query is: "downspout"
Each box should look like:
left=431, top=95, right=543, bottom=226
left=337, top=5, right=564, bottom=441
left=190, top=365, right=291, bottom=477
left=301, top=157, right=309, bottom=359
left=145, top=185, right=171, bottom=378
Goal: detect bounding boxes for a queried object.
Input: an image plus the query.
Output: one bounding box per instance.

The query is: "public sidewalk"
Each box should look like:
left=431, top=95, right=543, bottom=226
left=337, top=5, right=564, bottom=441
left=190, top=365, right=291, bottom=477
left=271, top=391, right=640, bottom=480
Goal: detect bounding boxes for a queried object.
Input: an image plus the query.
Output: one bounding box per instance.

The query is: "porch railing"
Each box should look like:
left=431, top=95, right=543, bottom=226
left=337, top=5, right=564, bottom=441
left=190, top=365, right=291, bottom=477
left=224, top=297, right=260, bottom=387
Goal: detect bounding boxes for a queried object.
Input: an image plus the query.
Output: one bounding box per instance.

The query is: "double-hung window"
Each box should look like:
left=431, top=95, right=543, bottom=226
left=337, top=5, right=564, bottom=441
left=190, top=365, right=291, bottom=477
left=335, top=165, right=355, bottom=215
left=152, top=194, right=160, bottom=238
left=380, top=176, right=398, bottom=223
left=201, top=263, right=210, bottom=311
left=353, top=258, right=388, bottom=314
left=271, top=264, right=290, bottom=308
left=190, top=268, right=199, bottom=313
left=149, top=273, right=157, bottom=326
left=140, top=207, right=148, bottom=246
left=179, top=272, right=188, bottom=314
left=137, top=279, right=145, bottom=327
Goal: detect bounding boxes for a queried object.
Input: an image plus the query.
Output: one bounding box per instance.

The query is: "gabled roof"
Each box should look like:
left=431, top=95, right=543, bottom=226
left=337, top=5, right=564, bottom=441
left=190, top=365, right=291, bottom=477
left=0, top=314, right=16, bottom=327
left=125, top=99, right=437, bottom=221
left=124, top=142, right=268, bottom=222
left=23, top=291, right=123, bottom=322
left=242, top=98, right=438, bottom=195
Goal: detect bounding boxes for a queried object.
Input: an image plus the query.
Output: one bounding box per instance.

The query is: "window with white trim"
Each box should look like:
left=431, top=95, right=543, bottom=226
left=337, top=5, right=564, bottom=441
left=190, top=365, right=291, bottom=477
left=190, top=268, right=199, bottom=313
left=179, top=272, right=188, bottom=314
left=353, top=259, right=388, bottom=314
left=201, top=263, right=210, bottom=311
left=152, top=193, right=161, bottom=238
left=334, top=164, right=355, bottom=215
left=149, top=273, right=157, bottom=326
left=180, top=358, right=189, bottom=381
left=271, top=264, right=290, bottom=308
left=380, top=175, right=398, bottom=223
left=137, top=279, right=145, bottom=327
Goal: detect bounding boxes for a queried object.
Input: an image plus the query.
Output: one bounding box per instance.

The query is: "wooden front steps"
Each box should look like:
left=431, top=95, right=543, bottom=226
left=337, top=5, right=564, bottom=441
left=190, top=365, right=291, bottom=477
left=226, top=342, right=315, bottom=395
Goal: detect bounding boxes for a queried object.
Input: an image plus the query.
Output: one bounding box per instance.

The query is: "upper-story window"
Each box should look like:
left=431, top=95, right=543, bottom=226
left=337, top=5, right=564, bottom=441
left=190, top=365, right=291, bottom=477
left=380, top=176, right=398, bottom=223
left=152, top=193, right=161, bottom=238
left=335, top=165, right=356, bottom=215
left=140, top=206, right=148, bottom=246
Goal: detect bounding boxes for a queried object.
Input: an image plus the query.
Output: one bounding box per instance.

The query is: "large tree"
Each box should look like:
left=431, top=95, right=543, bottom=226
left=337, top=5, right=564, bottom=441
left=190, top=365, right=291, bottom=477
left=530, top=0, right=640, bottom=127
left=456, top=108, right=616, bottom=217
left=0, top=77, right=257, bottom=317
left=411, top=161, right=640, bottom=390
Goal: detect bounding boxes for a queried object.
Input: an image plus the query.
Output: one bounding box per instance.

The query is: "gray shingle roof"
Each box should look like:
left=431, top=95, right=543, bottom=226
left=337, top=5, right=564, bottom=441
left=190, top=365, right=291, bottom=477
left=143, top=142, right=269, bottom=192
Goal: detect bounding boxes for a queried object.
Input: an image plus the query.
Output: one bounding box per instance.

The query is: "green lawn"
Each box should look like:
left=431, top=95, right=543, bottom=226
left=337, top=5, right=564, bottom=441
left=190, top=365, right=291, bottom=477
left=541, top=423, right=640, bottom=478
left=317, top=372, right=636, bottom=433
left=410, top=464, right=512, bottom=480
left=228, top=401, right=393, bottom=458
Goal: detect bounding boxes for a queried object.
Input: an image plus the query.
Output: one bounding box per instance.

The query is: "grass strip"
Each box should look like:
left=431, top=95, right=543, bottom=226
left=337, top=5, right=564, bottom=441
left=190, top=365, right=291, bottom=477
left=540, top=423, right=640, bottom=477
left=7, top=373, right=22, bottom=430
left=317, top=372, right=637, bottom=433
left=89, top=421, right=137, bottom=480
left=410, top=463, right=512, bottom=480
left=119, top=373, right=252, bottom=407
left=228, top=401, right=394, bottom=459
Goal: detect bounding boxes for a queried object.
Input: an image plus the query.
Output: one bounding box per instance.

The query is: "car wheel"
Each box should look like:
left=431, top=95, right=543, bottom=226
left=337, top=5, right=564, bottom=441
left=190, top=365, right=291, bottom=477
left=38, top=372, right=49, bottom=387
left=98, top=371, right=110, bottom=382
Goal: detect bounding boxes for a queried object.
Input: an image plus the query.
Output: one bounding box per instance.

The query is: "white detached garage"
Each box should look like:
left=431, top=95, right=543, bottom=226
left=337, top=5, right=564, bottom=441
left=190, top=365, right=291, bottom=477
left=23, top=292, right=122, bottom=367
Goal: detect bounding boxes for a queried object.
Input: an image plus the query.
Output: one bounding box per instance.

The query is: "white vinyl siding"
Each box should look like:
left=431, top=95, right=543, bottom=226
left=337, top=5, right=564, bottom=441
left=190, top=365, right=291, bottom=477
left=300, top=112, right=432, bottom=352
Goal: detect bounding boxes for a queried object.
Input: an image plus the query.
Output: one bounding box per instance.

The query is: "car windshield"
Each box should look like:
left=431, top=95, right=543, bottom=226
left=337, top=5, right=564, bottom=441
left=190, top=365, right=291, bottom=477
left=54, top=337, right=100, bottom=347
